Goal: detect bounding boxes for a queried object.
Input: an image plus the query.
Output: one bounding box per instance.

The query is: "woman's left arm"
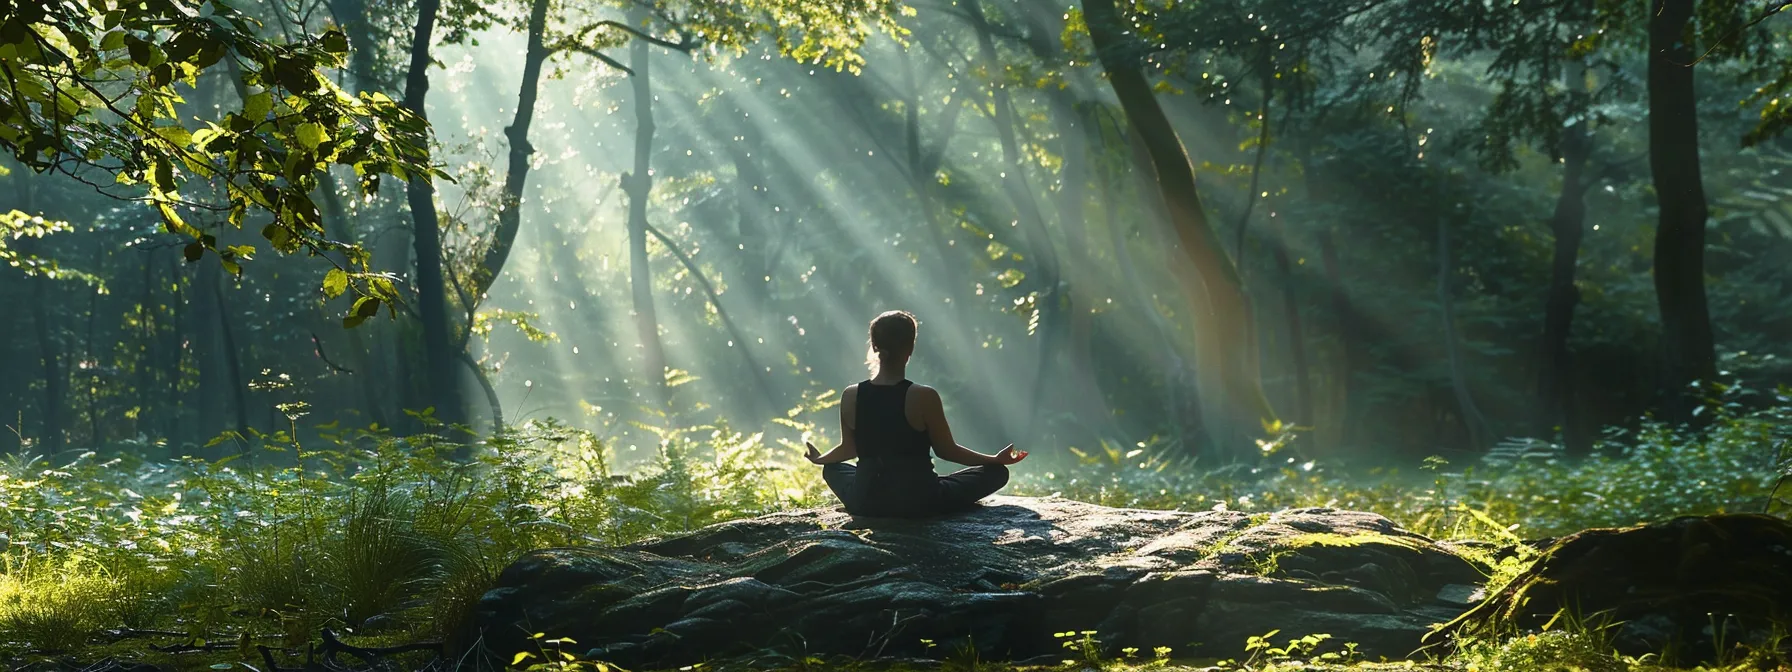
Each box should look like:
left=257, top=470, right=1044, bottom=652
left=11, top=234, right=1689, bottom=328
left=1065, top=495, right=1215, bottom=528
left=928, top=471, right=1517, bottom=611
left=804, top=385, right=860, bottom=464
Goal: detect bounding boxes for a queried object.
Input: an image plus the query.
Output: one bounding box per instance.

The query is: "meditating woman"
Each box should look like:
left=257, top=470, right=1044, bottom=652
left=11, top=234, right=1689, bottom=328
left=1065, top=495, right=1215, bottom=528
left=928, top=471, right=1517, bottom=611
left=803, top=310, right=1027, bottom=517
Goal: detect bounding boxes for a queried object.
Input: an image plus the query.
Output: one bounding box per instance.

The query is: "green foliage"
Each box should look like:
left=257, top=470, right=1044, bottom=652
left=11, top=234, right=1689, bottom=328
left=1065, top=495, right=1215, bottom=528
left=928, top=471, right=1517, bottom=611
left=1057, top=629, right=1104, bottom=666
left=0, top=0, right=442, bottom=282
left=0, top=554, right=139, bottom=652
left=0, top=415, right=829, bottom=657
left=0, top=395, right=1783, bottom=667
left=1220, top=629, right=1356, bottom=669
left=0, top=209, right=101, bottom=287
left=1019, top=389, right=1789, bottom=541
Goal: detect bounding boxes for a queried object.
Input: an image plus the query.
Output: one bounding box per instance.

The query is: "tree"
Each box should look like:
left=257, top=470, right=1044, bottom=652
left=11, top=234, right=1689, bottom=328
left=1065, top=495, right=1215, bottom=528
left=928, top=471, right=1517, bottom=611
left=551, top=0, right=898, bottom=404
left=2, top=0, right=439, bottom=277
left=1080, top=0, right=1277, bottom=455
left=1579, top=0, right=1792, bottom=421
left=1646, top=0, right=1716, bottom=419
left=1448, top=0, right=1610, bottom=451
left=398, top=0, right=469, bottom=429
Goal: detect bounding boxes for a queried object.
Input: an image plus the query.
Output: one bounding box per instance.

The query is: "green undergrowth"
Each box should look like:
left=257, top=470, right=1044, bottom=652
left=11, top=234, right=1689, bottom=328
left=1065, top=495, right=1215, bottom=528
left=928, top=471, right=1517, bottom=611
left=0, top=392, right=1786, bottom=670
left=1019, top=384, right=1792, bottom=541
left=501, top=624, right=1790, bottom=672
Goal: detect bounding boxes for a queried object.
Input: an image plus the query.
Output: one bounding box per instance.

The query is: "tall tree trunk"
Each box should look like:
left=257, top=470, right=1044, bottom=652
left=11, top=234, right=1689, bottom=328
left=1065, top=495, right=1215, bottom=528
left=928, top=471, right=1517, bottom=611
left=899, top=45, right=972, bottom=304
left=13, top=175, right=63, bottom=455
left=3, top=286, right=20, bottom=453
left=30, top=273, right=62, bottom=455
left=1267, top=214, right=1313, bottom=428
left=1538, top=65, right=1593, bottom=453
left=212, top=278, right=250, bottom=446
left=1316, top=227, right=1358, bottom=447
left=1647, top=0, right=1716, bottom=420
left=962, top=0, right=1064, bottom=443
left=326, top=0, right=381, bottom=93
left=160, top=267, right=183, bottom=454
left=84, top=271, right=99, bottom=445
left=1088, top=111, right=1199, bottom=443
left=1438, top=212, right=1492, bottom=451
left=400, top=0, right=467, bottom=430
left=1234, top=69, right=1273, bottom=272
left=622, top=7, right=669, bottom=401
left=1084, top=0, right=1275, bottom=456
left=187, top=266, right=223, bottom=452
left=1013, top=7, right=1118, bottom=442
left=460, top=351, right=503, bottom=429
left=478, top=0, right=550, bottom=298
left=136, top=258, right=156, bottom=439
left=1048, top=92, right=1117, bottom=439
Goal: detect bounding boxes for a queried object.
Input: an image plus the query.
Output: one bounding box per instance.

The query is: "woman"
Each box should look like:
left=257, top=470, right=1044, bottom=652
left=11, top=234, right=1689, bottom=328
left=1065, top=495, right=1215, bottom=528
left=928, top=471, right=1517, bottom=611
left=803, top=310, right=1027, bottom=517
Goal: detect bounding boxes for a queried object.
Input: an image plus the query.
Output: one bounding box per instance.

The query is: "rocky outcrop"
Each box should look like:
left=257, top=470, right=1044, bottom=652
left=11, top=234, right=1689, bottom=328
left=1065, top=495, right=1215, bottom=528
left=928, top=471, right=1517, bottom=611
left=1441, top=513, right=1792, bottom=660
left=475, top=496, right=1485, bottom=667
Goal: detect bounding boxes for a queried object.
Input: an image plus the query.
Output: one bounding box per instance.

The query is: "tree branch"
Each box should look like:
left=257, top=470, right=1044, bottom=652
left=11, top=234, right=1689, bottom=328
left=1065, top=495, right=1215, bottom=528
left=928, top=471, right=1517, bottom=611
left=568, top=46, right=635, bottom=76
left=640, top=220, right=780, bottom=409
left=310, top=331, right=354, bottom=373
left=570, top=20, right=696, bottom=52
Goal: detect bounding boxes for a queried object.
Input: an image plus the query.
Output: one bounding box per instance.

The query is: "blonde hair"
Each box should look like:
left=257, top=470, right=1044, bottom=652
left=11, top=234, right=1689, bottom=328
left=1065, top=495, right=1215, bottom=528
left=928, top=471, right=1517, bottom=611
left=865, top=310, right=918, bottom=376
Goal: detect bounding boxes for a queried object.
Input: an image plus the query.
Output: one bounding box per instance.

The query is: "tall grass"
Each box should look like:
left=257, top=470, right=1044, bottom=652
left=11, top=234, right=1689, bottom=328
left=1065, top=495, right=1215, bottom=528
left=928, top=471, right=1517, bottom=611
left=1018, top=383, right=1790, bottom=540
left=0, top=387, right=1783, bottom=660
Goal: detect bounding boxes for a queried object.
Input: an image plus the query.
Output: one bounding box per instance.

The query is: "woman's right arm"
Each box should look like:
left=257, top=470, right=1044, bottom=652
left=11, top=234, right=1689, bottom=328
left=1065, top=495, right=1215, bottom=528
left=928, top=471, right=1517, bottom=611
left=916, top=386, right=1025, bottom=466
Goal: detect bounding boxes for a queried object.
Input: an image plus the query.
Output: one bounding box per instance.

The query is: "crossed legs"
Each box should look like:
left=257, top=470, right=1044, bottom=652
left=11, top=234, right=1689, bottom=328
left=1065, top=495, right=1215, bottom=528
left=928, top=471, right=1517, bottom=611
left=821, top=462, right=1009, bottom=516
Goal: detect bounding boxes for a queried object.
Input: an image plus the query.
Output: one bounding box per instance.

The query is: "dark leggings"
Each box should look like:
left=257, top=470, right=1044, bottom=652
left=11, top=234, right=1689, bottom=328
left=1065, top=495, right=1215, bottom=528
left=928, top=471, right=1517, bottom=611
left=821, top=462, right=1009, bottom=517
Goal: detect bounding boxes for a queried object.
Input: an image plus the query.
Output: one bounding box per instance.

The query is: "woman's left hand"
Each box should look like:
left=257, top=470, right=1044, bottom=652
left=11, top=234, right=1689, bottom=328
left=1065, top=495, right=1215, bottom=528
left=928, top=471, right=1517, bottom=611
left=803, top=441, right=824, bottom=464
left=991, top=444, right=1028, bottom=465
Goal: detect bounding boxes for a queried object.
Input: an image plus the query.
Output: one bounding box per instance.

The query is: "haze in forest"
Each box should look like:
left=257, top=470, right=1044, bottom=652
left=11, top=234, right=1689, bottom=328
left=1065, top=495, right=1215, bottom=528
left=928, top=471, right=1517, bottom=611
left=4, top=0, right=1791, bottom=474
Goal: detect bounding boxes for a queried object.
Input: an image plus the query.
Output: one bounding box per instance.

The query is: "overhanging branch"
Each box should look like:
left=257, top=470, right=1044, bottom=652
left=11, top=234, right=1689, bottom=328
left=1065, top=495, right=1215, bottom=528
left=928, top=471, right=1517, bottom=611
left=568, top=45, right=635, bottom=76
left=570, top=20, right=697, bottom=53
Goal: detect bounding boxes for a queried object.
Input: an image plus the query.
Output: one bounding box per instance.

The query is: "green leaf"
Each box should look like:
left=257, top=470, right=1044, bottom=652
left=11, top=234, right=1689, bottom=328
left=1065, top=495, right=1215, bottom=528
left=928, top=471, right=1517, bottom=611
left=126, top=36, right=151, bottom=66
left=321, top=29, right=349, bottom=54
left=295, top=122, right=328, bottom=149
left=191, top=126, right=221, bottom=152
left=183, top=242, right=204, bottom=262
left=270, top=56, right=319, bottom=93
left=151, top=158, right=175, bottom=192
left=322, top=268, right=348, bottom=299
left=511, top=652, right=534, bottom=666
left=352, top=296, right=381, bottom=318
left=243, top=90, right=271, bottom=121
left=152, top=124, right=193, bottom=148
left=157, top=202, right=195, bottom=237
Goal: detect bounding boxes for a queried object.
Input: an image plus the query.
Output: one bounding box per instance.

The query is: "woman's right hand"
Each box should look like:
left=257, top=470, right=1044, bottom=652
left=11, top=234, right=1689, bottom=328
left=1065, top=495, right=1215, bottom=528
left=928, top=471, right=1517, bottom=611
left=990, top=444, right=1028, bottom=465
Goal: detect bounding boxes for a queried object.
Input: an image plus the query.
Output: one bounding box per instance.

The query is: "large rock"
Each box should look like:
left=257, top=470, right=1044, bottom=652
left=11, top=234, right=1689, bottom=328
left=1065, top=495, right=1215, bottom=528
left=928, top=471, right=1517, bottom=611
left=1440, top=514, right=1792, bottom=660
left=475, top=496, right=1484, bottom=667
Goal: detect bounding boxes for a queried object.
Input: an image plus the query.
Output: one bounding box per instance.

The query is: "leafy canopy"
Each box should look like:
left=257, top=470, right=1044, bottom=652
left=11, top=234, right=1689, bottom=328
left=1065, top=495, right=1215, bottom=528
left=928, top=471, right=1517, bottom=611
left=0, top=0, right=443, bottom=278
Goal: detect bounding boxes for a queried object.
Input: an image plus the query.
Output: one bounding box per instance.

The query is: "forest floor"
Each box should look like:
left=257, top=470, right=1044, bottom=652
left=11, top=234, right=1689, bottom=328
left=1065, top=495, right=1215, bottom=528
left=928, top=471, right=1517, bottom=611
left=0, top=403, right=1787, bottom=671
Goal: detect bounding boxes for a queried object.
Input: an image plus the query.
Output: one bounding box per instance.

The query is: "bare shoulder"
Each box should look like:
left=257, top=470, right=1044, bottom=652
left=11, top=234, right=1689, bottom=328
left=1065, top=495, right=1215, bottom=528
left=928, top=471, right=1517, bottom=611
left=907, top=383, right=942, bottom=406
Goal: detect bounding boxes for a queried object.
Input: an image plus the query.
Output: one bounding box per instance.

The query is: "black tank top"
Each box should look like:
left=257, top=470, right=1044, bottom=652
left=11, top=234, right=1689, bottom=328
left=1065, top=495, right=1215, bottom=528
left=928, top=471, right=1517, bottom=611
left=853, top=380, right=936, bottom=489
